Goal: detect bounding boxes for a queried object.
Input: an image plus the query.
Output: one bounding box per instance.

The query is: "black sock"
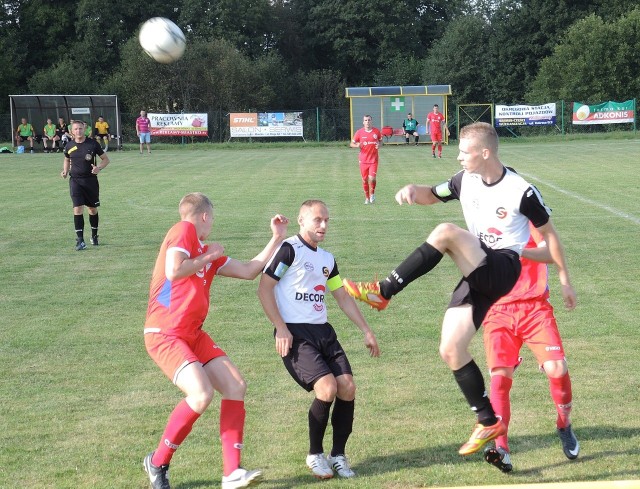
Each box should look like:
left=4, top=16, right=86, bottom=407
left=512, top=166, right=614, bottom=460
left=453, top=360, right=497, bottom=425
left=308, top=398, right=332, bottom=454
left=415, top=136, right=419, bottom=143
left=74, top=215, right=84, bottom=240
left=379, top=242, right=443, bottom=299
left=89, top=213, right=99, bottom=237
left=330, top=398, right=354, bottom=457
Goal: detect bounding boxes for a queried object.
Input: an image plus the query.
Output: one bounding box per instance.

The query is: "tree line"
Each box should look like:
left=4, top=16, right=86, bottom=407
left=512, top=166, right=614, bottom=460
left=1, top=0, right=639, bottom=115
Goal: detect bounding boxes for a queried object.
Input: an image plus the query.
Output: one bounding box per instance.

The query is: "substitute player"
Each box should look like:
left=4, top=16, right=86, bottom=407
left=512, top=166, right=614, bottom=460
left=402, top=113, right=420, bottom=145
left=258, top=199, right=380, bottom=480
left=426, top=104, right=449, bottom=158
left=350, top=115, right=382, bottom=204
left=61, top=120, right=110, bottom=250
left=343, top=122, right=576, bottom=457
left=94, top=115, right=110, bottom=151
left=143, top=192, right=289, bottom=489
left=482, top=223, right=578, bottom=472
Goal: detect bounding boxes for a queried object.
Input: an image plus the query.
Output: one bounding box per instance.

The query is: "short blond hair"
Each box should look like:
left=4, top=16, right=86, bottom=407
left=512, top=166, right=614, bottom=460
left=459, top=122, right=499, bottom=153
left=179, top=192, right=213, bottom=218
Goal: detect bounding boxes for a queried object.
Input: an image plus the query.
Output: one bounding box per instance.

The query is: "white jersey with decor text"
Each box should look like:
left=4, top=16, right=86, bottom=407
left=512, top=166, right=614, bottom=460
left=434, top=167, right=551, bottom=255
left=263, top=235, right=340, bottom=324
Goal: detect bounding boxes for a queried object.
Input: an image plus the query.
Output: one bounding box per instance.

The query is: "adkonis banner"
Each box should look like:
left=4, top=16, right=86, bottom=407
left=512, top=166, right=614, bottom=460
left=572, top=100, right=635, bottom=125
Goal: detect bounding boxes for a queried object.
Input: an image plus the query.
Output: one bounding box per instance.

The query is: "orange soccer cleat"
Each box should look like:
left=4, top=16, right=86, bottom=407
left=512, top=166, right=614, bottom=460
left=342, top=279, right=390, bottom=311
left=458, top=418, right=507, bottom=456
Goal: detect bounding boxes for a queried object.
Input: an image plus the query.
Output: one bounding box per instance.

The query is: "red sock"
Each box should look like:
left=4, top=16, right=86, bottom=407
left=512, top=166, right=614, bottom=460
left=153, top=399, right=201, bottom=466
left=438, top=144, right=443, bottom=156
left=370, top=180, right=376, bottom=195
left=490, top=375, right=513, bottom=452
left=431, top=143, right=436, bottom=153
left=362, top=181, right=369, bottom=199
left=220, top=399, right=246, bottom=476
left=549, top=373, right=573, bottom=429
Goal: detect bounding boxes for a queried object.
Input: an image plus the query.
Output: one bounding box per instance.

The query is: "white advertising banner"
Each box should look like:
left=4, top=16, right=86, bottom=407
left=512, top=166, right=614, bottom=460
left=230, top=112, right=303, bottom=137
left=148, top=113, right=208, bottom=136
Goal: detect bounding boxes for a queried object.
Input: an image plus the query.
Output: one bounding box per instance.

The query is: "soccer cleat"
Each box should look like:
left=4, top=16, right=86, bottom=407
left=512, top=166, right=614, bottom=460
left=459, top=418, right=506, bottom=456
left=364, top=198, right=370, bottom=205
left=342, top=279, right=390, bottom=311
left=327, top=454, right=356, bottom=478
left=221, top=467, right=264, bottom=488
left=484, top=446, right=513, bottom=473
left=557, top=424, right=580, bottom=460
left=75, top=239, right=87, bottom=251
left=143, top=452, right=171, bottom=489
left=306, top=453, right=333, bottom=479
left=90, top=235, right=99, bottom=246
left=432, top=153, right=436, bottom=158
left=438, top=155, right=442, bottom=158
left=369, top=194, right=375, bottom=203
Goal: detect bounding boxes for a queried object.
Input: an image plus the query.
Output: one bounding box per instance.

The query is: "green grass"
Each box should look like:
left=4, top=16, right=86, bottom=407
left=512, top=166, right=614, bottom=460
left=1, top=136, right=639, bottom=488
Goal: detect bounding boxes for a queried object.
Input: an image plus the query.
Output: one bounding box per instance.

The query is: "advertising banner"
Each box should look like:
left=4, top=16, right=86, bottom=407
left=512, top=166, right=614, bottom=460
left=495, top=103, right=556, bottom=127
left=148, top=113, right=208, bottom=136
left=572, top=100, right=635, bottom=125
left=230, top=112, right=303, bottom=137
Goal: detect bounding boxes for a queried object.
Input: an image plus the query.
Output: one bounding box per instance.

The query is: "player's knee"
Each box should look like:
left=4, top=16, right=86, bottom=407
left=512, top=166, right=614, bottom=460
left=337, top=378, right=356, bottom=400
left=543, top=359, right=567, bottom=378
left=190, top=385, right=215, bottom=411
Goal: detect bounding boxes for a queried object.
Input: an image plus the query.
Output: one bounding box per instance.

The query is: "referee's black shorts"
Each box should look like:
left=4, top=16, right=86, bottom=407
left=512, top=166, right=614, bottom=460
left=448, top=242, right=521, bottom=329
left=69, top=176, right=100, bottom=208
left=278, top=322, right=352, bottom=392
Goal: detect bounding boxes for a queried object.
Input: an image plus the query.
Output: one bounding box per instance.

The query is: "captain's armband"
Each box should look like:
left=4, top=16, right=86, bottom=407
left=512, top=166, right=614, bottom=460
left=433, top=182, right=452, bottom=199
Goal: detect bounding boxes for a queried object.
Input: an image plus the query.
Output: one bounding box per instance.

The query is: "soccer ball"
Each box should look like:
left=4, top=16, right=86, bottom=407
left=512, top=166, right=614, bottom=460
left=139, top=17, right=186, bottom=64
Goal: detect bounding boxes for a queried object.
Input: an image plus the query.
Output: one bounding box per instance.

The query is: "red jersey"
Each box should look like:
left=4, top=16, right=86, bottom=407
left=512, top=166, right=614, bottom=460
left=136, top=116, right=151, bottom=133
left=352, top=127, right=382, bottom=164
left=145, top=221, right=229, bottom=336
left=427, top=112, right=445, bottom=134
left=494, top=224, right=549, bottom=304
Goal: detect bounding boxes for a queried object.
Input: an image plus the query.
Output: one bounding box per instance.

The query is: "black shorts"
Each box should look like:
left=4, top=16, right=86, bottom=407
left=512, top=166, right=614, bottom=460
left=96, top=133, right=109, bottom=139
left=17, top=135, right=32, bottom=142
left=448, top=242, right=521, bottom=329
left=278, top=322, right=352, bottom=392
left=69, top=176, right=100, bottom=208
left=404, top=129, right=418, bottom=135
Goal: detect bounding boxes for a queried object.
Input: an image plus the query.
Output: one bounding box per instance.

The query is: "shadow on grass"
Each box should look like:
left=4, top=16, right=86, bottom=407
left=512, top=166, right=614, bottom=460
left=171, top=425, right=639, bottom=488
left=356, top=424, right=640, bottom=481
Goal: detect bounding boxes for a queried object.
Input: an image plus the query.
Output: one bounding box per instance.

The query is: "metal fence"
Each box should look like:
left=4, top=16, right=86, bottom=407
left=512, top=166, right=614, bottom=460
left=1, top=102, right=636, bottom=146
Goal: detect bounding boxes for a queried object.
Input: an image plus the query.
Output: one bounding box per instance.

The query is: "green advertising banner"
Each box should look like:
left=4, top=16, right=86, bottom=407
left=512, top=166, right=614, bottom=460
left=572, top=100, right=635, bottom=125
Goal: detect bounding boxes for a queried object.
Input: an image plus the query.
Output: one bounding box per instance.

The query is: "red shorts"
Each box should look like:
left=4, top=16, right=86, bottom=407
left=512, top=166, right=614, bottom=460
left=430, top=131, right=442, bottom=143
left=144, top=328, right=227, bottom=384
left=483, top=298, right=565, bottom=370
left=360, top=162, right=378, bottom=180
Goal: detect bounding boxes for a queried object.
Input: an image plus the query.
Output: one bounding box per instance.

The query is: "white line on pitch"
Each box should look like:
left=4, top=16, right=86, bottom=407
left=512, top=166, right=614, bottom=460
left=521, top=172, right=640, bottom=225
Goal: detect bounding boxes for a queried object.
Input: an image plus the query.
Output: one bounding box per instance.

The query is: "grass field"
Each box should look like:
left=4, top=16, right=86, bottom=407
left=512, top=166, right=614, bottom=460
left=1, top=136, right=639, bottom=488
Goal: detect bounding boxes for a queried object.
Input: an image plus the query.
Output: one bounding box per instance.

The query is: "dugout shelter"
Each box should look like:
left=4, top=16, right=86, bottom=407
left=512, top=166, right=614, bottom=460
left=346, top=85, right=452, bottom=144
left=9, top=95, right=123, bottom=149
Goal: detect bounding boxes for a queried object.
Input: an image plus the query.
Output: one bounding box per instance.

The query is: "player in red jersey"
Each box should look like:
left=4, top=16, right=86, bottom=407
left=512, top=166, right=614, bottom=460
left=350, top=115, right=382, bottom=204
left=426, top=104, right=449, bottom=158
left=482, top=223, right=578, bottom=472
left=143, top=192, right=289, bottom=489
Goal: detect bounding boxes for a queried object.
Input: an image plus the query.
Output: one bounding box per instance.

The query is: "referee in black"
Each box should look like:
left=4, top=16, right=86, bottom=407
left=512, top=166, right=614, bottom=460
left=61, top=120, right=110, bottom=250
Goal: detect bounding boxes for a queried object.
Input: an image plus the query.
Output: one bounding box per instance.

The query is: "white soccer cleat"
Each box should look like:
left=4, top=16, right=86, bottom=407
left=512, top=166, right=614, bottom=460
left=306, top=453, right=333, bottom=479
left=327, top=454, right=356, bottom=478
left=369, top=194, right=375, bottom=203
left=221, top=467, right=263, bottom=488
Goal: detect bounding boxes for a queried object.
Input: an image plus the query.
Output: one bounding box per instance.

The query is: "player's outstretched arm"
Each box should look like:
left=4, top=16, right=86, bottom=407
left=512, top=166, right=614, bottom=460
left=395, top=184, right=441, bottom=206
left=332, top=287, right=380, bottom=357
left=218, top=214, right=289, bottom=280
left=257, top=274, right=293, bottom=358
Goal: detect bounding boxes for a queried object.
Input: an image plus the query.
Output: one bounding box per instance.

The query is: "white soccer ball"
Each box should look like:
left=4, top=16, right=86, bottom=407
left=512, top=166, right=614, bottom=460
left=139, top=17, right=186, bottom=64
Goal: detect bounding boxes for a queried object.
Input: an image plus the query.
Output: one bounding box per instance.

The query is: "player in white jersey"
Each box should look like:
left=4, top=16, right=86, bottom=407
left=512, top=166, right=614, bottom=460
left=258, top=200, right=380, bottom=480
left=344, top=122, right=576, bottom=459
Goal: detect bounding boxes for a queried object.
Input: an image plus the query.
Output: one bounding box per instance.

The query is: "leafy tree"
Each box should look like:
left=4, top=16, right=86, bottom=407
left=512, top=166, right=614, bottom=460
left=528, top=9, right=640, bottom=103
left=422, top=15, right=491, bottom=104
